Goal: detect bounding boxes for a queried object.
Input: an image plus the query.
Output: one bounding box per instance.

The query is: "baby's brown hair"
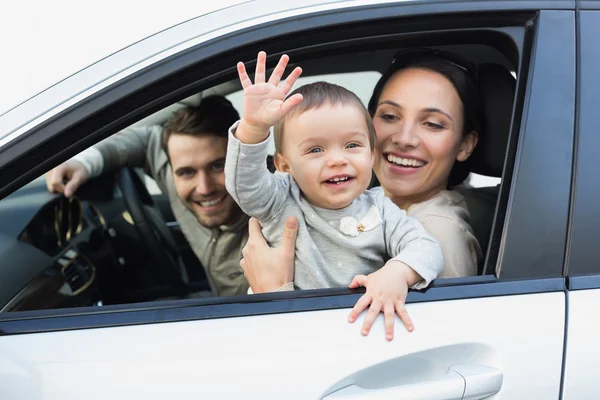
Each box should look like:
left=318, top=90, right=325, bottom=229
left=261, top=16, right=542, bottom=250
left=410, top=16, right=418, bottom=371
left=274, top=81, right=376, bottom=155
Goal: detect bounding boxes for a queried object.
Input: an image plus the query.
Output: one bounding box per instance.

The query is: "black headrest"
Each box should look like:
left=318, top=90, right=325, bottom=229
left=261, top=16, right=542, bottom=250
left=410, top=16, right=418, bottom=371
left=469, top=63, right=516, bottom=178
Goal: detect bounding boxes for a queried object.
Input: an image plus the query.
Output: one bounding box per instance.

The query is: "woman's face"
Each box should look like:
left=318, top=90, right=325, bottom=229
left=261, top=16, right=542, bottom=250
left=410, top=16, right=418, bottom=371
left=373, top=67, right=477, bottom=209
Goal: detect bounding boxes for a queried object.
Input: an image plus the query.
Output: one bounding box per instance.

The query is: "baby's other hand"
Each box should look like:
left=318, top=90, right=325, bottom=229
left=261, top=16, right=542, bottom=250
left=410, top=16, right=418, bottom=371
left=348, top=261, right=421, bottom=341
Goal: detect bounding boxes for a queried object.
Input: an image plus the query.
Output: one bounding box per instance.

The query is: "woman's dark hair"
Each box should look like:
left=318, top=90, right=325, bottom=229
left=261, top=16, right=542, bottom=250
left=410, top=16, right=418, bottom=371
left=368, top=48, right=485, bottom=187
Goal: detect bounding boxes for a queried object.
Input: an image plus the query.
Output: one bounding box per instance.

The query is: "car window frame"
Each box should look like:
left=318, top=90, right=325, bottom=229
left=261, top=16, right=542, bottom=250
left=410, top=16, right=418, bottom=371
left=565, top=9, right=600, bottom=286
left=0, top=5, right=575, bottom=333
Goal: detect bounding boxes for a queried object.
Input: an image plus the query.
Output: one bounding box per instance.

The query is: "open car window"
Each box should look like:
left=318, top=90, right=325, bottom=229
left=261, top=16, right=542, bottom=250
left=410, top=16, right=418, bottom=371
left=1, top=2, right=569, bottom=320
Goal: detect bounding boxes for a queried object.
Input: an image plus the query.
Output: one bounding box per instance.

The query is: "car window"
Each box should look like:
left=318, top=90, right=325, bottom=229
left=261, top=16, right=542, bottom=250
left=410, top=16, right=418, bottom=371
left=2, top=53, right=514, bottom=312
left=0, top=8, right=540, bottom=316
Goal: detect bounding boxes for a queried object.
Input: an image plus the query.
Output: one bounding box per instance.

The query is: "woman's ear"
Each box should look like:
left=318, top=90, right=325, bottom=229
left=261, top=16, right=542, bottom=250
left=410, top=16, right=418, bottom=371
left=456, top=130, right=479, bottom=162
left=274, top=153, right=291, bottom=173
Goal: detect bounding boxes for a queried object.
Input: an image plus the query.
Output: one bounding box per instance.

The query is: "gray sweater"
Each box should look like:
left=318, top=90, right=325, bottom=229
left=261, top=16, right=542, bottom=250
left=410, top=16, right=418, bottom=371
left=225, top=125, right=443, bottom=290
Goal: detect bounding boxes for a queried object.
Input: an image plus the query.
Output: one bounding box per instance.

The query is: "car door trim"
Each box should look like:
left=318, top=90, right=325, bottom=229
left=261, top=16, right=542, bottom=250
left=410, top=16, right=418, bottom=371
left=0, top=277, right=565, bottom=335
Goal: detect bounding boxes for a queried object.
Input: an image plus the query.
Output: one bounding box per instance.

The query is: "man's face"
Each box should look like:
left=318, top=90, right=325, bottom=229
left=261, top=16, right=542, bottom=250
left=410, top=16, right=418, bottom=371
left=168, top=133, right=242, bottom=228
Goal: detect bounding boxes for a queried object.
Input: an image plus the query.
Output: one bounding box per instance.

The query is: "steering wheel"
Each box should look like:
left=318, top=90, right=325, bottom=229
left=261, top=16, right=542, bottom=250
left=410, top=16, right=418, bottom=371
left=115, top=167, right=189, bottom=293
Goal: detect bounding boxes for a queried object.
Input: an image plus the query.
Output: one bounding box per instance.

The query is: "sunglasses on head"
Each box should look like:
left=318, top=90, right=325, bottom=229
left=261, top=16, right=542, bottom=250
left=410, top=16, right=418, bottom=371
left=391, top=48, right=478, bottom=81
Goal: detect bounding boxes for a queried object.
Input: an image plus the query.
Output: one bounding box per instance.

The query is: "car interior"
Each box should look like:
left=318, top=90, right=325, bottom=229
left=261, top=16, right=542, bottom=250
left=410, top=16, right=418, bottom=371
left=0, top=36, right=517, bottom=313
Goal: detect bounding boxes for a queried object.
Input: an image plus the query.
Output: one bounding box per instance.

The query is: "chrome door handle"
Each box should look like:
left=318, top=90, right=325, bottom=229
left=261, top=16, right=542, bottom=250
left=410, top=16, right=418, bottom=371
left=322, top=364, right=502, bottom=400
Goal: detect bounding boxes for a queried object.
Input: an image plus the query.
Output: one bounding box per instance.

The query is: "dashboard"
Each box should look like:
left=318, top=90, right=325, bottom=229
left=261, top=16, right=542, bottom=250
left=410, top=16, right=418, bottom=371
left=0, top=177, right=121, bottom=312
left=18, top=196, right=85, bottom=255
left=0, top=173, right=192, bottom=313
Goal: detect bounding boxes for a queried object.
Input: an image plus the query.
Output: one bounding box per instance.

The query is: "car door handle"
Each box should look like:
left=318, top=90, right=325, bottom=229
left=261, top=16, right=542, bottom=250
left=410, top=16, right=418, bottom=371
left=322, top=364, right=502, bottom=400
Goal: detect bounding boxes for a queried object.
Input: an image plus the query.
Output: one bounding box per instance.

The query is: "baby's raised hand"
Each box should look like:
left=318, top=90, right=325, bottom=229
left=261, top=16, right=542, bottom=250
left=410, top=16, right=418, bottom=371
left=236, top=51, right=303, bottom=143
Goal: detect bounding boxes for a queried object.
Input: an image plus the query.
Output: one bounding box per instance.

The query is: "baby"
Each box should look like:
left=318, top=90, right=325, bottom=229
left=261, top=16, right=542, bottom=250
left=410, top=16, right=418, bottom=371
left=225, top=52, right=443, bottom=339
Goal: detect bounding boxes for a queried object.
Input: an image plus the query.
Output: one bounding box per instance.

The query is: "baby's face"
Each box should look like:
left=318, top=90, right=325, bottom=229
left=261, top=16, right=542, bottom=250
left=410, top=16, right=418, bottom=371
left=276, top=104, right=374, bottom=209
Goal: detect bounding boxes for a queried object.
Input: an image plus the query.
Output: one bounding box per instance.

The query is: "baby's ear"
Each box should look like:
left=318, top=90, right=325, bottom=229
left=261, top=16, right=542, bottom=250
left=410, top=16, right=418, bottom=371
left=274, top=153, right=291, bottom=173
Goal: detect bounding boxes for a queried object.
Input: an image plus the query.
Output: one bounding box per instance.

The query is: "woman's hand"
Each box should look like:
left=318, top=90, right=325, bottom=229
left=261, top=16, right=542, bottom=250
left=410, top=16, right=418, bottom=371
left=348, top=261, right=422, bottom=341
left=236, top=51, right=303, bottom=143
left=240, top=216, right=298, bottom=293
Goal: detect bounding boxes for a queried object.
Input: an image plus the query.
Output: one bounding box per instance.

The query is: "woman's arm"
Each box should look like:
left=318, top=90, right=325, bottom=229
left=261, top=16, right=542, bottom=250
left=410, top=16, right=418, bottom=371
left=419, top=214, right=481, bottom=278
left=240, top=216, right=298, bottom=293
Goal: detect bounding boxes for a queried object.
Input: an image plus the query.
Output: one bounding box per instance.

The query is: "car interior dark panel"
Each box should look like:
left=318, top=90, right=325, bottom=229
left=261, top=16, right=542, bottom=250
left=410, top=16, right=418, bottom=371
left=0, top=233, right=52, bottom=310
left=0, top=182, right=63, bottom=238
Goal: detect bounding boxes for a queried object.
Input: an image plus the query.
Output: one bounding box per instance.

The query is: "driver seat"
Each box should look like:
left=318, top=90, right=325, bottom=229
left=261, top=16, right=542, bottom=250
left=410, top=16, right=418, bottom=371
left=456, top=63, right=516, bottom=274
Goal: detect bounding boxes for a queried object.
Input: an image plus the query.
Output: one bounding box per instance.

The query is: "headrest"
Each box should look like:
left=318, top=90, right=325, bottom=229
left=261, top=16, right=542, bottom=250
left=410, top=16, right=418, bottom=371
left=469, top=63, right=516, bottom=178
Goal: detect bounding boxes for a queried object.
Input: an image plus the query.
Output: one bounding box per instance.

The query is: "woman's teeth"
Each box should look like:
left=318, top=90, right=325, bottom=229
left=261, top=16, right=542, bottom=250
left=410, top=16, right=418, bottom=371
left=387, top=154, right=425, bottom=167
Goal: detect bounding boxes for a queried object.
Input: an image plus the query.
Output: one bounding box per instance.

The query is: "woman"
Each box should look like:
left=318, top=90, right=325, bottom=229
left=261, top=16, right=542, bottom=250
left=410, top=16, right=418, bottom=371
left=367, top=48, right=483, bottom=279
left=240, top=48, right=483, bottom=338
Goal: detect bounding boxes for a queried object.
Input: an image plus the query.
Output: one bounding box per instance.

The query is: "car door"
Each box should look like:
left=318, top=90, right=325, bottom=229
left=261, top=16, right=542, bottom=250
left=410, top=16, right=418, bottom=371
left=561, top=5, right=600, bottom=399
left=0, top=2, right=575, bottom=399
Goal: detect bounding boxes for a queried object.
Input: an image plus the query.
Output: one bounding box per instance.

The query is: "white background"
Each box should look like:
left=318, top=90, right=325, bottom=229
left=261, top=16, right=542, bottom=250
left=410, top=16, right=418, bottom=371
left=0, top=0, right=245, bottom=115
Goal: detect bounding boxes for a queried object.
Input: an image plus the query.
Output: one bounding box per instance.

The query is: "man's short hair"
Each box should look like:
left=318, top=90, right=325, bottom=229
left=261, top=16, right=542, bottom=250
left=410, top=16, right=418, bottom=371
left=273, top=81, right=376, bottom=155
left=161, top=95, right=239, bottom=157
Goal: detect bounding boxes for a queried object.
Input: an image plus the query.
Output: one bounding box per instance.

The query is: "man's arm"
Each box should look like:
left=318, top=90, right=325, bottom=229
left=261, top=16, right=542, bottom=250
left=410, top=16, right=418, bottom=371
left=85, top=125, right=160, bottom=177
left=46, top=125, right=160, bottom=197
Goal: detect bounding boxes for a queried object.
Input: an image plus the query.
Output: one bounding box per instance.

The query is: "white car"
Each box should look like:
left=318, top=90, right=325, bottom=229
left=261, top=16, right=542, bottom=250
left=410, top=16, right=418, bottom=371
left=1, top=0, right=598, bottom=398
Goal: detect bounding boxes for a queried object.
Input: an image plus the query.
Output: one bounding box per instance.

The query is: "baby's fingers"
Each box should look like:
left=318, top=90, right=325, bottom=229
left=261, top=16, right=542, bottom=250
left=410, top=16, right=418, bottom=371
left=280, top=93, right=303, bottom=116
left=237, top=62, right=252, bottom=89
left=384, top=302, right=395, bottom=341
left=349, top=274, right=368, bottom=289
left=348, top=292, right=371, bottom=323
left=279, top=66, right=303, bottom=95
left=267, top=54, right=289, bottom=87
left=361, top=299, right=382, bottom=336
left=395, top=300, right=414, bottom=332
left=255, top=51, right=267, bottom=83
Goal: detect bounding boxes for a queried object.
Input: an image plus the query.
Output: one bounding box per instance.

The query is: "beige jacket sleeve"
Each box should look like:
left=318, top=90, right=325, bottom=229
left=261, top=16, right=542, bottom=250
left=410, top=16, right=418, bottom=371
left=418, top=214, right=480, bottom=279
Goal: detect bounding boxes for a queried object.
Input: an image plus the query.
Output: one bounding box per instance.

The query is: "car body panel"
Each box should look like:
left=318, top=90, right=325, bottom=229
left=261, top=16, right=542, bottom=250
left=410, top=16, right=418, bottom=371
left=561, top=289, right=600, bottom=399
left=0, top=292, right=565, bottom=399
left=560, top=9, right=600, bottom=398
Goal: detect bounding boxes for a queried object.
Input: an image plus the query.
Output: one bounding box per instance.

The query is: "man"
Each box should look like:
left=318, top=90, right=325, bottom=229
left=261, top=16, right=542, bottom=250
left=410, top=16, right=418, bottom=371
left=46, top=96, right=251, bottom=296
